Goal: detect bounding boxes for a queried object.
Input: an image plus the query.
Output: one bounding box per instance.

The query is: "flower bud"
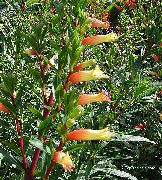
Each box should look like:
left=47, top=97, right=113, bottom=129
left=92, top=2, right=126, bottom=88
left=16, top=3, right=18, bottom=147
left=25, top=48, right=37, bottom=56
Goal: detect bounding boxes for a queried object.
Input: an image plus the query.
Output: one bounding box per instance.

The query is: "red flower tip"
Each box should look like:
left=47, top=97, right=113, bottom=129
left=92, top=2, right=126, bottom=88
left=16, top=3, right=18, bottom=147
left=88, top=17, right=110, bottom=29
left=134, top=123, right=146, bottom=130
left=151, top=53, right=160, bottom=63
left=0, top=103, right=10, bottom=113
left=25, top=48, right=37, bottom=56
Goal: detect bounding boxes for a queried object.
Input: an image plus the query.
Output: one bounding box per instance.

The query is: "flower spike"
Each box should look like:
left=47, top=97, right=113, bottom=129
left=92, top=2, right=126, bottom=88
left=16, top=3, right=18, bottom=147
left=67, top=128, right=116, bottom=141
left=78, top=92, right=111, bottom=106
left=68, top=65, right=108, bottom=83
left=53, top=151, right=75, bottom=172
left=82, top=32, right=118, bottom=45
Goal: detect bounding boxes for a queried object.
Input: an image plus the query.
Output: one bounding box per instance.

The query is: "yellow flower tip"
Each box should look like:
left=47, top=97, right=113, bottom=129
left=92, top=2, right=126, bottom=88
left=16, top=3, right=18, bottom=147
left=105, top=32, right=118, bottom=42
left=0, top=103, right=10, bottom=113
left=53, top=151, right=75, bottom=172
left=67, top=128, right=116, bottom=141
left=92, top=66, right=109, bottom=79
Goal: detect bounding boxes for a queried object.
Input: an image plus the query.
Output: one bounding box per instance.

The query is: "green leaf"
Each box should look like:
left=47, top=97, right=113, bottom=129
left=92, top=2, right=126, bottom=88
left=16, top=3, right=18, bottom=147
left=105, top=4, right=114, bottom=12
left=28, top=67, right=41, bottom=84
left=66, top=144, right=85, bottom=152
left=0, top=146, right=22, bottom=170
left=1, top=141, right=21, bottom=156
left=109, top=169, right=138, bottom=180
left=38, top=115, right=53, bottom=133
left=0, top=98, right=16, bottom=114
left=1, top=73, right=17, bottom=95
left=27, top=105, right=44, bottom=120
left=29, top=138, right=51, bottom=154
left=29, top=138, right=44, bottom=151
left=22, top=33, right=38, bottom=52
left=118, top=135, right=156, bottom=144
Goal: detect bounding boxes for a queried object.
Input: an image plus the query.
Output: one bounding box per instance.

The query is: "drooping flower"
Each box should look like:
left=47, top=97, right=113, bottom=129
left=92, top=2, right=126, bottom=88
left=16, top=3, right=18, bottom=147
left=74, top=59, right=95, bottom=71
left=87, top=17, right=110, bottom=29
left=68, top=65, right=108, bottom=83
left=25, top=48, right=37, bottom=56
left=0, top=103, right=10, bottom=113
left=134, top=124, right=146, bottom=130
left=78, top=92, right=111, bottom=105
left=67, top=128, right=116, bottom=141
left=53, top=151, right=75, bottom=172
left=82, top=32, right=118, bottom=45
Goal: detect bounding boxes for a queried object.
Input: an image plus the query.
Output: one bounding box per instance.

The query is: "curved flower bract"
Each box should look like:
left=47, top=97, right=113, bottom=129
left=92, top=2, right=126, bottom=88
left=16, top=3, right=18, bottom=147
left=82, top=32, right=118, bottom=45
left=53, top=151, right=75, bottom=172
left=68, top=65, right=108, bottom=83
left=0, top=103, right=10, bottom=113
left=78, top=92, right=111, bottom=105
left=67, top=128, right=116, bottom=141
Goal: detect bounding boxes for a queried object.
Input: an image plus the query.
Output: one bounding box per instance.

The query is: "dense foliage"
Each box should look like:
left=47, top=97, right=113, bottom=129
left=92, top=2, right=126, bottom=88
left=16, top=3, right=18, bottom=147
left=0, top=0, right=162, bottom=179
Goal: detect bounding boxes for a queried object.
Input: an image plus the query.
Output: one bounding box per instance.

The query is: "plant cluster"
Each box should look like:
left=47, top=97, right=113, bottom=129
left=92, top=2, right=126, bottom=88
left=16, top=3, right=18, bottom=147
left=0, top=0, right=162, bottom=179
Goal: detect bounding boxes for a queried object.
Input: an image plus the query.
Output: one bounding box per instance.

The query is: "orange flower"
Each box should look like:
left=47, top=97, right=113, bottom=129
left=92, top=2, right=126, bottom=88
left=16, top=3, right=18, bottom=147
left=53, top=151, right=75, bottom=172
left=74, top=59, right=95, bottom=71
left=82, top=32, right=118, bottom=45
left=67, top=128, right=116, bottom=141
left=68, top=65, right=108, bottom=83
left=0, top=103, right=10, bottom=113
left=87, top=17, right=110, bottom=29
left=25, top=48, right=37, bottom=56
left=78, top=92, right=111, bottom=105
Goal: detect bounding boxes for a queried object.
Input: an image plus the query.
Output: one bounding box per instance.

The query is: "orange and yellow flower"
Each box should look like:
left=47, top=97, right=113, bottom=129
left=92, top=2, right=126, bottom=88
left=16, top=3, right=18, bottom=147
left=68, top=65, right=108, bottom=83
left=77, top=92, right=111, bottom=105
left=74, top=59, right=95, bottom=71
left=67, top=128, right=116, bottom=141
left=0, top=103, right=10, bottom=113
left=87, top=17, right=110, bottom=29
left=53, top=151, right=75, bottom=172
left=82, top=32, right=118, bottom=45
